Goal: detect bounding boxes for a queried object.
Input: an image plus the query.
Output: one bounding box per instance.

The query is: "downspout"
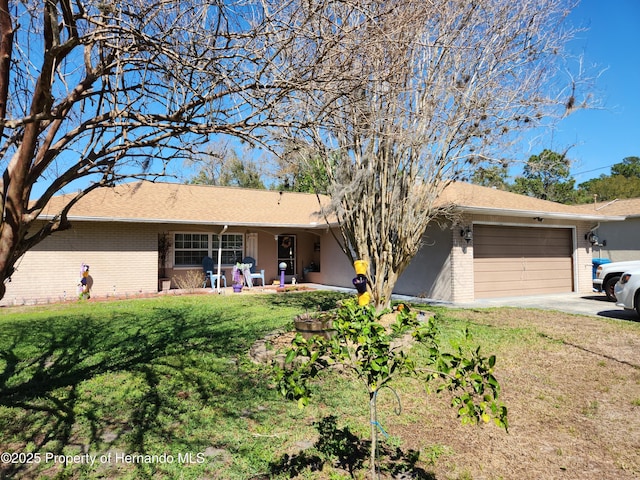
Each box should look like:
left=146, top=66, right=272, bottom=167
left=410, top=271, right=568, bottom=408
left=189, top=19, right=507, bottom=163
left=217, top=225, right=228, bottom=293
left=588, top=222, right=601, bottom=243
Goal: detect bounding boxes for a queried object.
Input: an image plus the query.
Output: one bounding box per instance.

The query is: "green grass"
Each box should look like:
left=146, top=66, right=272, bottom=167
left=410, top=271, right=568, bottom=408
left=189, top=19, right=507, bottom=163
left=0, top=292, right=352, bottom=479
left=0, top=294, right=526, bottom=479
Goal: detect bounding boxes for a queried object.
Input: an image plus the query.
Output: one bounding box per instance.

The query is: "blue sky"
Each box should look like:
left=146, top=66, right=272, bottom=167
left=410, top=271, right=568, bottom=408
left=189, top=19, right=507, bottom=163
left=144, top=0, right=640, bottom=187
left=187, top=1, right=640, bottom=188
left=526, top=0, right=640, bottom=184
left=30, top=0, right=639, bottom=198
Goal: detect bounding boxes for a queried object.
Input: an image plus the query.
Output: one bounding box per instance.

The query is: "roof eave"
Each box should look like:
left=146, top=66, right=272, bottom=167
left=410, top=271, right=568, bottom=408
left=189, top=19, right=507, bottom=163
left=38, top=205, right=623, bottom=228
left=36, top=214, right=330, bottom=229
left=459, top=206, right=626, bottom=222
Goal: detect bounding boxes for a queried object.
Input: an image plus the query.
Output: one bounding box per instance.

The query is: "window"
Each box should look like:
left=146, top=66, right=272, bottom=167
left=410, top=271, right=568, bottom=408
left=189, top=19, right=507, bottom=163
left=173, top=232, right=244, bottom=267
left=213, top=233, right=244, bottom=265
left=174, top=233, right=209, bottom=267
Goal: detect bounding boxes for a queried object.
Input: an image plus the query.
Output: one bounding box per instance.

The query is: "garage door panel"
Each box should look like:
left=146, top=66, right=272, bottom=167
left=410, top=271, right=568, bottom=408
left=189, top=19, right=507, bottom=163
left=475, top=282, right=559, bottom=298
left=474, top=276, right=573, bottom=294
left=475, top=234, right=570, bottom=245
left=474, top=241, right=571, bottom=258
left=475, top=257, right=572, bottom=272
left=475, top=269, right=571, bottom=283
left=475, top=269, right=572, bottom=284
left=476, top=230, right=569, bottom=240
left=474, top=226, right=572, bottom=259
left=473, top=225, right=573, bottom=299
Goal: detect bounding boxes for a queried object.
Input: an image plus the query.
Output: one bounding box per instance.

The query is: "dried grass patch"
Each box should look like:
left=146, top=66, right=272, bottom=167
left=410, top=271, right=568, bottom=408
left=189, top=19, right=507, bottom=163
left=384, top=308, right=640, bottom=480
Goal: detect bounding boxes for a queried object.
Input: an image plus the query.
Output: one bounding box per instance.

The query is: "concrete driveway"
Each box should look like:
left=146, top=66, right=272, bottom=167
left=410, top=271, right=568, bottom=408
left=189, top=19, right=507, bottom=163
left=451, top=292, right=640, bottom=320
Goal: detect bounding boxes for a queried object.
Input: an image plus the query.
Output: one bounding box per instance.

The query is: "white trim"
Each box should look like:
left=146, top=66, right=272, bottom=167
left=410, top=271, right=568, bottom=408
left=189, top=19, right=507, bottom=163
left=37, top=215, right=327, bottom=228
left=472, top=220, right=577, bottom=229
left=461, top=206, right=624, bottom=222
left=37, top=207, right=625, bottom=227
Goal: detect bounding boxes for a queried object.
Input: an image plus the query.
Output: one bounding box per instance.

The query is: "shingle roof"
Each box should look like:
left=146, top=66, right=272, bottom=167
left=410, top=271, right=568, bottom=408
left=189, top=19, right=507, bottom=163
left=38, top=180, right=625, bottom=226
left=437, top=182, right=624, bottom=221
left=40, top=182, right=330, bottom=227
left=572, top=197, right=640, bottom=218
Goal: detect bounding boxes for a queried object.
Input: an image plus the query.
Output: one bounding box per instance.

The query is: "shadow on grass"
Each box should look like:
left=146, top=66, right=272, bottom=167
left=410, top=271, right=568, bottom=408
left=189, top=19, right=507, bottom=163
left=268, top=415, right=434, bottom=479
left=0, top=300, right=288, bottom=478
left=264, top=290, right=349, bottom=312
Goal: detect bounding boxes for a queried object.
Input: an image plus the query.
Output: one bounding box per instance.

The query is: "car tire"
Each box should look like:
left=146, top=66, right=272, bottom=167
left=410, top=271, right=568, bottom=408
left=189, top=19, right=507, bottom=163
left=604, top=276, right=620, bottom=301
left=635, top=291, right=640, bottom=317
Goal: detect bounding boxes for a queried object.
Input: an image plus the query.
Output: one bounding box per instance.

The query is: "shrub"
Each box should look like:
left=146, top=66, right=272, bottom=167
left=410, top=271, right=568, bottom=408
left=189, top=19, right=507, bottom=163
left=172, top=270, right=205, bottom=291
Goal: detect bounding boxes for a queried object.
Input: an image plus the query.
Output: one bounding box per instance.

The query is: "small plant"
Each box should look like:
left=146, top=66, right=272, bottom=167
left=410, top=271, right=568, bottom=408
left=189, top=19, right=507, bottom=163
left=457, top=469, right=474, bottom=480
left=274, top=299, right=508, bottom=479
left=277, top=285, right=311, bottom=293
left=172, top=270, right=204, bottom=292
left=423, top=443, right=453, bottom=466
left=582, top=400, right=600, bottom=418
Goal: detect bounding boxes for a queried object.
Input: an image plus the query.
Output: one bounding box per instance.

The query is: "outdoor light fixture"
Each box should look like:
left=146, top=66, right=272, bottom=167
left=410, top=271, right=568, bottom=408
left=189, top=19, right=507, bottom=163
left=585, top=231, right=606, bottom=247
left=585, top=232, right=599, bottom=245
left=460, top=227, right=473, bottom=244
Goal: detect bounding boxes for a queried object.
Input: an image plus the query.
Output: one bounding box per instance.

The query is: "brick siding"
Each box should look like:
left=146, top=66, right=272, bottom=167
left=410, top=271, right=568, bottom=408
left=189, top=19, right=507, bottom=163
left=450, top=218, right=475, bottom=303
left=2, top=221, right=158, bottom=306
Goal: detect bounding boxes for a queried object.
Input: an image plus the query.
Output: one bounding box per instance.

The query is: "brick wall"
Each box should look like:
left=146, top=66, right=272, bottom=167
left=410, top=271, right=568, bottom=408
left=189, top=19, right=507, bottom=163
left=1, top=221, right=158, bottom=306
left=575, top=220, right=598, bottom=294
left=450, top=217, right=475, bottom=303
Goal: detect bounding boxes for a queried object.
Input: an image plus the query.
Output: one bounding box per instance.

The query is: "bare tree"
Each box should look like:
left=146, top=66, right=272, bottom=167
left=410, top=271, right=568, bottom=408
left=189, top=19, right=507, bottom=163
left=0, top=0, right=317, bottom=299
left=272, top=0, right=591, bottom=308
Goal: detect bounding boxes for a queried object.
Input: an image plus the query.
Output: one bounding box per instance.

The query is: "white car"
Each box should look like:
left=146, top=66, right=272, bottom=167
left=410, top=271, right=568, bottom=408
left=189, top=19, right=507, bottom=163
left=594, top=260, right=640, bottom=301
left=614, top=269, right=640, bottom=316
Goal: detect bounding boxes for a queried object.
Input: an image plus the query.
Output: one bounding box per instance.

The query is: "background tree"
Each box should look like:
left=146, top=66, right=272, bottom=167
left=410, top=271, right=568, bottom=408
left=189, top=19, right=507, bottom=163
left=471, top=165, right=510, bottom=190
left=611, top=156, right=640, bottom=178
left=576, top=156, right=640, bottom=202
left=273, top=143, right=331, bottom=194
left=0, top=0, right=332, bottom=298
left=578, top=175, right=640, bottom=203
left=186, top=141, right=266, bottom=189
left=273, top=0, right=590, bottom=308
left=510, top=149, right=577, bottom=203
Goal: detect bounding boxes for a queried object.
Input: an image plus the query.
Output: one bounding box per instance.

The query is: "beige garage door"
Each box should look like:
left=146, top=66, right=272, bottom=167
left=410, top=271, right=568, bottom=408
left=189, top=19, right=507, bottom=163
left=473, top=225, right=574, bottom=298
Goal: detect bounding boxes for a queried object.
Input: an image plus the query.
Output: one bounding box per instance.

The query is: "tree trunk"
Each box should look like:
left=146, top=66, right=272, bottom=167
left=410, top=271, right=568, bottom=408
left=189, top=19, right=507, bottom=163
left=0, top=0, right=13, bottom=139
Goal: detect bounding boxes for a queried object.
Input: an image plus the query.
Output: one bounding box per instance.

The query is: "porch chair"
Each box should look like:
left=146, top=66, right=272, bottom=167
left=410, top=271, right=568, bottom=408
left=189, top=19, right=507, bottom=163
left=202, top=256, right=227, bottom=289
left=241, top=256, right=265, bottom=287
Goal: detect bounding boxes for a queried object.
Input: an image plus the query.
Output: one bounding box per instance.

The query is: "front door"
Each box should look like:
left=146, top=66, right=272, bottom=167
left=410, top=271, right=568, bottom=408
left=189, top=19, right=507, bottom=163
left=277, top=235, right=296, bottom=276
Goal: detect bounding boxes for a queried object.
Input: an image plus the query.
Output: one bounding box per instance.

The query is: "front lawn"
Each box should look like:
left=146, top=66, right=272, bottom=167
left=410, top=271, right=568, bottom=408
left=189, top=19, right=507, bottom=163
left=0, top=292, right=348, bottom=479
left=0, top=292, right=639, bottom=479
